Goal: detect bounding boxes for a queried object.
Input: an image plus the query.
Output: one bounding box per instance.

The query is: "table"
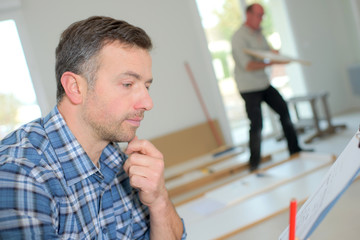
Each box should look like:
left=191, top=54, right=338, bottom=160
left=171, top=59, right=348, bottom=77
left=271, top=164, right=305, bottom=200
left=287, top=91, right=347, bottom=143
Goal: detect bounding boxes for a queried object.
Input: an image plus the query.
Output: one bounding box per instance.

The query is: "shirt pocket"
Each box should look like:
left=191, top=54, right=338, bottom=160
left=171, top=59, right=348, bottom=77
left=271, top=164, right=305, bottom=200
left=115, top=209, right=134, bottom=238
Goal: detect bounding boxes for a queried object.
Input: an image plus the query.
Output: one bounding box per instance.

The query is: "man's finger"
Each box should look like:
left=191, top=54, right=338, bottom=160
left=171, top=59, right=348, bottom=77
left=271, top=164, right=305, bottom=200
left=125, top=137, right=163, bottom=159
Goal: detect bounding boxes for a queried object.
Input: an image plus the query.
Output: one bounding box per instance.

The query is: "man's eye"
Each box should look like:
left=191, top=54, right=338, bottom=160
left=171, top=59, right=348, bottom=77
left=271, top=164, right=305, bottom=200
left=123, top=83, right=132, bottom=88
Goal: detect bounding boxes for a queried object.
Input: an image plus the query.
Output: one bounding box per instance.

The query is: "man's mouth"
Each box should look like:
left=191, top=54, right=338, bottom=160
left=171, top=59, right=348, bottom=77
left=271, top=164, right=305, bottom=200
left=126, top=117, right=143, bottom=127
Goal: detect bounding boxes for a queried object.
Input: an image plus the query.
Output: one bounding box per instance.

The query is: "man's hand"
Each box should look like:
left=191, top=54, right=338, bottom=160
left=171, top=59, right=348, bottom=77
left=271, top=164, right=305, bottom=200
left=123, top=137, right=185, bottom=239
left=123, top=136, right=167, bottom=207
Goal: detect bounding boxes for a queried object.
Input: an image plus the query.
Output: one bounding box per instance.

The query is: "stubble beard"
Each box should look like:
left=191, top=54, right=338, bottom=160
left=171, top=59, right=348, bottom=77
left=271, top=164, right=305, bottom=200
left=87, top=114, right=140, bottom=143
left=82, top=86, right=145, bottom=143
left=82, top=105, right=143, bottom=144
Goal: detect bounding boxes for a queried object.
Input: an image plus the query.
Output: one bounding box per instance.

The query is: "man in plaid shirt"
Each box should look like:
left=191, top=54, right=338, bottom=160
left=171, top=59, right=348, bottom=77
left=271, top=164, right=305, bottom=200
left=0, top=16, right=186, bottom=239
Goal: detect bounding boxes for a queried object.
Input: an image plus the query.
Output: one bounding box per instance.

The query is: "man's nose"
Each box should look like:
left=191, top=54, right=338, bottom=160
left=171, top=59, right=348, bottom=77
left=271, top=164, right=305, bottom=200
left=135, top=87, right=153, bottom=111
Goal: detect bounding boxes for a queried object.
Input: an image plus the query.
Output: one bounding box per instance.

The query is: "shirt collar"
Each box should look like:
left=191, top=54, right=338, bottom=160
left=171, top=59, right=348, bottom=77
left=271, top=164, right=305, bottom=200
left=243, top=24, right=262, bottom=34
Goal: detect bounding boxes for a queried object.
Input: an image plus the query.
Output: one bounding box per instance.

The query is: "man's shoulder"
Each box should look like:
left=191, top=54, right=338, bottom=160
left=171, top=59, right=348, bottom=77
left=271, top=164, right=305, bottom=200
left=0, top=119, right=55, bottom=176
left=232, top=25, right=248, bottom=42
left=1, top=119, right=47, bottom=151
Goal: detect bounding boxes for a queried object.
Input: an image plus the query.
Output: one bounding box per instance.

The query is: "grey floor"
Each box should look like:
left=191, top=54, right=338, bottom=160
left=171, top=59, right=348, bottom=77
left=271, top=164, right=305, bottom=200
left=225, top=110, right=360, bottom=240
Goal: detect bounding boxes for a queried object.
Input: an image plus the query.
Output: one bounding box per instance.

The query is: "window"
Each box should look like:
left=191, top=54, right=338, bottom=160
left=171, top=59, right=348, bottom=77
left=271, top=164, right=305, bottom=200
left=0, top=19, right=41, bottom=139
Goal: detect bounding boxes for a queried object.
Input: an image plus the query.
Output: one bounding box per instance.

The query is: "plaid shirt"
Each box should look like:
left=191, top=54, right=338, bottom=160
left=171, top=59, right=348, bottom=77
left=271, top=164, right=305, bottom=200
left=0, top=106, right=186, bottom=239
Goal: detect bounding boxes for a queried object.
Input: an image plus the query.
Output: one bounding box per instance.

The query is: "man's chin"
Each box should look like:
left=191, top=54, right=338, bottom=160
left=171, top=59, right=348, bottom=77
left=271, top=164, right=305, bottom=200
left=125, top=134, right=136, bottom=143
left=114, top=132, right=136, bottom=143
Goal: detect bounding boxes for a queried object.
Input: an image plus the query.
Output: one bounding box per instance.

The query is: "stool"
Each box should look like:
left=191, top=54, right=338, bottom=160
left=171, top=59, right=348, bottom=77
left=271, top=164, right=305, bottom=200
left=287, top=91, right=347, bottom=143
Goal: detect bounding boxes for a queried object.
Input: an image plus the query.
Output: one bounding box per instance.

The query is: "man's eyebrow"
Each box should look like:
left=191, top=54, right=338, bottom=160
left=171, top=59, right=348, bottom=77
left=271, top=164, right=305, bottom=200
left=121, top=71, right=153, bottom=83
left=121, top=71, right=141, bottom=80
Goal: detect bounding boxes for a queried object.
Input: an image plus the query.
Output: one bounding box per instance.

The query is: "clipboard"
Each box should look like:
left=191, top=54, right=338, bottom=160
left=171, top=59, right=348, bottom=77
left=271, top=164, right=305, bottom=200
left=279, top=129, right=360, bottom=240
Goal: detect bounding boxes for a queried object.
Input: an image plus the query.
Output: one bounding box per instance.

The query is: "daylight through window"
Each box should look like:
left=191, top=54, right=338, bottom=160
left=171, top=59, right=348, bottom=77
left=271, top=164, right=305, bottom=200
left=0, top=19, right=41, bottom=139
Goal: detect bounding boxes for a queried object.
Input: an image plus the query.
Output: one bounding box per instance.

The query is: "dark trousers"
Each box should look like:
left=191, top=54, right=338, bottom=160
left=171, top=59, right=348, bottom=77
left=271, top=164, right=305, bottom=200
left=240, top=86, right=301, bottom=170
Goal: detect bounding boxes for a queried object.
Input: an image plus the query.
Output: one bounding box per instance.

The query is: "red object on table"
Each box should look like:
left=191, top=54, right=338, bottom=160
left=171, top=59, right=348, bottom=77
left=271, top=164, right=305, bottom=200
left=289, top=199, right=297, bottom=240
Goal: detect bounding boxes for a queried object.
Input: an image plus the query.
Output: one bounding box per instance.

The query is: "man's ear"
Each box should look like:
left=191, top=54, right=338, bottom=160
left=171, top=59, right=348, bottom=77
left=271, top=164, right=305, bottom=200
left=60, top=72, right=85, bottom=105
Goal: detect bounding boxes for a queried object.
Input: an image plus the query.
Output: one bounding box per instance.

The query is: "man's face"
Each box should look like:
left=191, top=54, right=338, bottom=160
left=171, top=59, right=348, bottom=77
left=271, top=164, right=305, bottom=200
left=246, top=4, right=264, bottom=30
left=82, top=42, right=153, bottom=143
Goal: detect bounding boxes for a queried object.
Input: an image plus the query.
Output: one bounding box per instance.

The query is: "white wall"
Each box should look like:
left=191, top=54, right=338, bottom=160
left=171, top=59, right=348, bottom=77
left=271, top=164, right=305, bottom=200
left=2, top=0, right=360, bottom=146
left=269, top=0, right=307, bottom=95
left=350, top=0, right=360, bottom=43
left=284, top=0, right=360, bottom=115
left=2, top=0, right=232, bottom=144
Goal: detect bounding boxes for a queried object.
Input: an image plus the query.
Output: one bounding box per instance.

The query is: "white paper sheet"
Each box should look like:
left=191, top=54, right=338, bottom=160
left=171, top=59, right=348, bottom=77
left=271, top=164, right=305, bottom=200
left=243, top=48, right=311, bottom=65
left=279, top=131, right=360, bottom=240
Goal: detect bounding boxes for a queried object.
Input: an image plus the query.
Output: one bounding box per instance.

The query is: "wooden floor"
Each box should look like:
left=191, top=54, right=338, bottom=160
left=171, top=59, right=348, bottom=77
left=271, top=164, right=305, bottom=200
left=171, top=110, right=360, bottom=240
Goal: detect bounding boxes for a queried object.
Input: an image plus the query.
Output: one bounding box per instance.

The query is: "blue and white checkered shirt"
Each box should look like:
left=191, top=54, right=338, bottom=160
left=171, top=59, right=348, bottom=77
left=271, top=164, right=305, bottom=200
left=0, top=106, right=186, bottom=239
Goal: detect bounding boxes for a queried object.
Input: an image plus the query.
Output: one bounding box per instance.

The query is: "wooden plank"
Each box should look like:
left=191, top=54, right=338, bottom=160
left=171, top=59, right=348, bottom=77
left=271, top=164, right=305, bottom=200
left=165, top=146, right=244, bottom=181
left=243, top=48, right=311, bottom=65
left=167, top=153, right=272, bottom=198
left=216, top=197, right=309, bottom=240
left=172, top=153, right=291, bottom=207
left=172, top=151, right=297, bottom=206
left=176, top=153, right=334, bottom=240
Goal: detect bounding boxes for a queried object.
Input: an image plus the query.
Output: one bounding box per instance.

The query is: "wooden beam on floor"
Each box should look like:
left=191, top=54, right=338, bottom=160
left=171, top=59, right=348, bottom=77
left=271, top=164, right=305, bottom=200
left=175, top=152, right=335, bottom=239
left=165, top=146, right=244, bottom=182
left=167, top=153, right=272, bottom=198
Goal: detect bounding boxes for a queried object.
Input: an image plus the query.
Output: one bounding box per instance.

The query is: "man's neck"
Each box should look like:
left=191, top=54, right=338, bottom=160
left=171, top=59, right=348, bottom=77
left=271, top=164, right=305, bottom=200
left=57, top=100, right=108, bottom=166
